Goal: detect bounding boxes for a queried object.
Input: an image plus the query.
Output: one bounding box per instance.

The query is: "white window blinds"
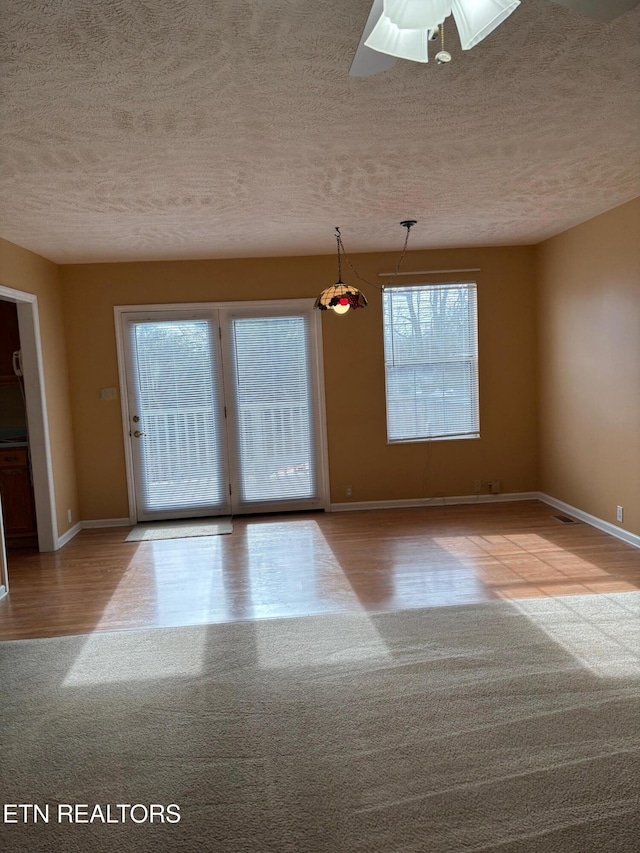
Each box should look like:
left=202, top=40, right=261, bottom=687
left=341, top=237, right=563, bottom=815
left=229, top=315, right=318, bottom=505
left=129, top=317, right=230, bottom=514
left=383, top=283, right=480, bottom=442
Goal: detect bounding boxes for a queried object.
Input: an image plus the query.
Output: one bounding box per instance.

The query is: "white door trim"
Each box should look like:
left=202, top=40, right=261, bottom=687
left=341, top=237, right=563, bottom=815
left=115, top=307, right=141, bottom=525
left=0, top=285, right=58, bottom=552
left=0, top=493, right=7, bottom=598
left=115, top=299, right=331, bottom=522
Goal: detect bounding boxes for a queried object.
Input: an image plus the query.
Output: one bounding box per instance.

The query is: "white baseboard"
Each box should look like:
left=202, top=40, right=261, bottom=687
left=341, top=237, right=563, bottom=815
left=52, top=499, right=640, bottom=551
left=56, top=521, right=82, bottom=549
left=53, top=518, right=131, bottom=549
left=81, top=518, right=131, bottom=529
left=330, top=492, right=539, bottom=512
left=536, top=492, right=640, bottom=550
left=0, top=584, right=7, bottom=600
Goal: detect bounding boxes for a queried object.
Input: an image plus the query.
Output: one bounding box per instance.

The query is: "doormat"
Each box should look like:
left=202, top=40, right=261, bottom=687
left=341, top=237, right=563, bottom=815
left=125, top=518, right=233, bottom=542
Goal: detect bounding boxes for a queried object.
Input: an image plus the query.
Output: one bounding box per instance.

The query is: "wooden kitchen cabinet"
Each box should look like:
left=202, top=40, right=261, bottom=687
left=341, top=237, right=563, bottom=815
left=0, top=448, right=37, bottom=546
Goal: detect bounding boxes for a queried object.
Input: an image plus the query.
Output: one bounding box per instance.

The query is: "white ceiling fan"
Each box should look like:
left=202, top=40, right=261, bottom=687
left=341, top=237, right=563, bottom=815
left=349, top=0, right=640, bottom=77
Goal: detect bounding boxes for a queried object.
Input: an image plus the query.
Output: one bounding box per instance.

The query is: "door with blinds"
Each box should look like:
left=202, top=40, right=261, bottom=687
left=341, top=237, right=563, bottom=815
left=124, top=311, right=231, bottom=521
left=221, top=308, right=325, bottom=514
left=120, top=302, right=327, bottom=521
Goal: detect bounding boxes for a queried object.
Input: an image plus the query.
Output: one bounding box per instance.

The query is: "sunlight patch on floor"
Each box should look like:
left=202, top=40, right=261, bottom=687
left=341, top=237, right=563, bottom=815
left=246, top=521, right=391, bottom=668
left=62, top=623, right=208, bottom=685
left=433, top=532, right=635, bottom=598
left=507, top=591, right=640, bottom=679
left=96, top=537, right=227, bottom=629
left=63, top=538, right=227, bottom=685
left=433, top=533, right=640, bottom=679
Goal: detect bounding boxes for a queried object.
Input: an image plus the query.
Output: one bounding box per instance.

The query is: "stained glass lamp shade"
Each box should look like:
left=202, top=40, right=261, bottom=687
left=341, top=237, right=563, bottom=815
left=314, top=283, right=368, bottom=313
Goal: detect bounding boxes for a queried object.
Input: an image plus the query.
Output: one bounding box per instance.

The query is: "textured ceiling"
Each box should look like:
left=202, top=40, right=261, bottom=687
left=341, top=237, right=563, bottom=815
left=1, top=0, right=639, bottom=264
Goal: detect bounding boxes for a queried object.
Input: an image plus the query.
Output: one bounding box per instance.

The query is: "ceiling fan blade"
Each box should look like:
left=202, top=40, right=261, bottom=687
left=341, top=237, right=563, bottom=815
left=349, top=0, right=397, bottom=77
left=548, top=0, right=640, bottom=22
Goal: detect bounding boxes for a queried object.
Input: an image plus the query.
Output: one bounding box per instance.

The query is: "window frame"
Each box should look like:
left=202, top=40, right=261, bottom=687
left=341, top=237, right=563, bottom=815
left=382, top=281, right=480, bottom=445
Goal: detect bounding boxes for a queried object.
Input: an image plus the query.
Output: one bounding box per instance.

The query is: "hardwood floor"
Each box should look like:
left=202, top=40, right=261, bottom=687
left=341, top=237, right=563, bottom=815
left=0, top=501, right=638, bottom=640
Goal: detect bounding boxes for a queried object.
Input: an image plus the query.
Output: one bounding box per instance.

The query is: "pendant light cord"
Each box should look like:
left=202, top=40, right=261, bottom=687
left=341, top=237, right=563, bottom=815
left=337, top=221, right=415, bottom=293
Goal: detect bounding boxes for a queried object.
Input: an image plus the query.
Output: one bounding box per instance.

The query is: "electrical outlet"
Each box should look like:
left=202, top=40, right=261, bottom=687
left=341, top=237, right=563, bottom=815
left=474, top=480, right=482, bottom=494
left=616, top=506, right=624, bottom=523
left=67, top=509, right=72, bottom=523
left=345, top=486, right=352, bottom=498
left=490, top=480, right=501, bottom=495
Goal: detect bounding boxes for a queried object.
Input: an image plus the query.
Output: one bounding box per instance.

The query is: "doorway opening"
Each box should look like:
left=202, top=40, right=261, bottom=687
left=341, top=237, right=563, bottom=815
left=0, top=299, right=38, bottom=551
left=0, top=285, right=58, bottom=599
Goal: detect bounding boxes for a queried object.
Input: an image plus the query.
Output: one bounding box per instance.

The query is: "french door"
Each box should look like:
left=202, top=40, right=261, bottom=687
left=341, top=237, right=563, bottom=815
left=123, top=311, right=230, bottom=521
left=120, top=301, right=327, bottom=521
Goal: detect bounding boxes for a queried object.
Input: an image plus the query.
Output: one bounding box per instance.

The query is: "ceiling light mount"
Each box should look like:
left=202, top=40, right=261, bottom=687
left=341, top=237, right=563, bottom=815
left=363, top=0, right=521, bottom=66
left=436, top=20, right=452, bottom=64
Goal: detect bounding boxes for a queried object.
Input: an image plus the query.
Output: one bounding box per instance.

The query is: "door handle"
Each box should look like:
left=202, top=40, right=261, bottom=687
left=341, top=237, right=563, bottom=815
left=133, top=430, right=146, bottom=438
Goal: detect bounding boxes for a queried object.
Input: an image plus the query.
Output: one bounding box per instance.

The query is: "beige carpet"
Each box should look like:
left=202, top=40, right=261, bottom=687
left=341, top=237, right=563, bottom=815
left=1, top=593, right=639, bottom=852
left=125, top=518, right=232, bottom=541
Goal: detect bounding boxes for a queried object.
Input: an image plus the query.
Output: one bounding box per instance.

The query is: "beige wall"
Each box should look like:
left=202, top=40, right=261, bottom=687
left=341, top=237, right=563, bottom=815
left=60, top=245, right=538, bottom=520
left=4, top=201, right=638, bottom=540
left=537, top=198, right=640, bottom=536
left=0, top=238, right=79, bottom=538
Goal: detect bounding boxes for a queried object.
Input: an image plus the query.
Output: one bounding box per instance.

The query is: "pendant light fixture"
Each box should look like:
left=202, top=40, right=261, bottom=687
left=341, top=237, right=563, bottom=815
left=313, top=228, right=368, bottom=313
left=314, top=221, right=417, bottom=315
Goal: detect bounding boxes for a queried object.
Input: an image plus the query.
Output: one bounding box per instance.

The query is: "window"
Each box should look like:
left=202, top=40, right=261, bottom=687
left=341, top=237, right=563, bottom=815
left=382, top=283, right=479, bottom=442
